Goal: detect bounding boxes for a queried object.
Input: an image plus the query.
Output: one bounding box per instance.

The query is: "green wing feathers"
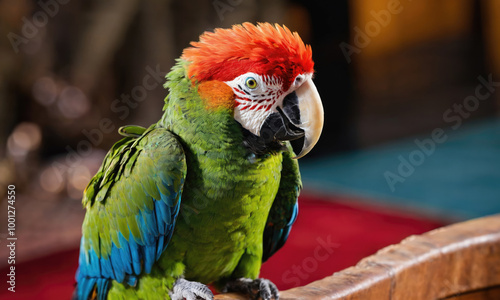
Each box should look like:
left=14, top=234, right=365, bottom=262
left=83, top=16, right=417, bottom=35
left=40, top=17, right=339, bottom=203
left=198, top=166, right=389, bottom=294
left=76, top=126, right=187, bottom=300
left=262, top=144, right=302, bottom=261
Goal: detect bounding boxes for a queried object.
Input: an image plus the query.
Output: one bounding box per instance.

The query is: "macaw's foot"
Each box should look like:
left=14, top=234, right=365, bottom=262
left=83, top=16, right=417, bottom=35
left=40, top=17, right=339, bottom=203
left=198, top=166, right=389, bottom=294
left=223, top=278, right=279, bottom=300
left=170, top=278, right=214, bottom=300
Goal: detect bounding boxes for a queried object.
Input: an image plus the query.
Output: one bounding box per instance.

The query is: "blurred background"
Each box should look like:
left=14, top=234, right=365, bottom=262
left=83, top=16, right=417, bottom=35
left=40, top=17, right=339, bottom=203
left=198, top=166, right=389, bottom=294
left=0, top=0, right=499, bottom=298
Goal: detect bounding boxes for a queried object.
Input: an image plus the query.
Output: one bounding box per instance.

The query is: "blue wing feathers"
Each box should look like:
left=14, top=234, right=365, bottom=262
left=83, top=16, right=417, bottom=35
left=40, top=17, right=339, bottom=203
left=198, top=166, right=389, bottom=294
left=89, top=248, right=101, bottom=277
left=280, top=202, right=298, bottom=246
left=125, top=275, right=137, bottom=287
left=143, top=244, right=156, bottom=274
left=97, top=279, right=110, bottom=300
left=156, top=197, right=172, bottom=226
left=99, top=256, right=114, bottom=279
left=110, top=246, right=125, bottom=282
left=288, top=201, right=298, bottom=226
left=156, top=235, right=166, bottom=258
left=75, top=128, right=186, bottom=300
left=128, top=235, right=142, bottom=275
left=155, top=200, right=168, bottom=234
left=145, top=209, right=160, bottom=237
left=262, top=201, right=299, bottom=262
left=74, top=276, right=96, bottom=300
left=117, top=233, right=133, bottom=274
left=262, top=149, right=301, bottom=262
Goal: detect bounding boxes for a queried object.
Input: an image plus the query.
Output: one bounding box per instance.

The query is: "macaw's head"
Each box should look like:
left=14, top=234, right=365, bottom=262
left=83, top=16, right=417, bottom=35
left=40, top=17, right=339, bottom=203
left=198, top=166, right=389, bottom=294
left=182, top=22, right=323, bottom=159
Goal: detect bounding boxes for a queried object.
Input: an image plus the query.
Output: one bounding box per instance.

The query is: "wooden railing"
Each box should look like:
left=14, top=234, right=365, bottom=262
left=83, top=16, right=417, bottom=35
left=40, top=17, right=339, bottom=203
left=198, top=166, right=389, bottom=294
left=216, top=214, right=500, bottom=299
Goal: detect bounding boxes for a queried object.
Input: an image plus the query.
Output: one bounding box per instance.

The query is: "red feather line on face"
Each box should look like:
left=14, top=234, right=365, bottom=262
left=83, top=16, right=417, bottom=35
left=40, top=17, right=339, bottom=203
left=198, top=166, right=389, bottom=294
left=234, top=85, right=280, bottom=113
left=182, top=22, right=314, bottom=92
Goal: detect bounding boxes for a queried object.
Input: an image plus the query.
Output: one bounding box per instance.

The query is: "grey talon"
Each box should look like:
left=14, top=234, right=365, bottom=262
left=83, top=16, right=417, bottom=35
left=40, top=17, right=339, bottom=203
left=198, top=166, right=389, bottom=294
left=170, top=278, right=214, bottom=300
left=224, top=278, right=279, bottom=300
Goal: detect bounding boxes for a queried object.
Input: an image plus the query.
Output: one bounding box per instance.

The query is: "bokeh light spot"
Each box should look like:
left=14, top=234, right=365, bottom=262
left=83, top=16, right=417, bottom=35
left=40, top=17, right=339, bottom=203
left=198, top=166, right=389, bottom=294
left=7, top=122, right=42, bottom=158
left=39, top=166, right=65, bottom=194
left=57, top=86, right=90, bottom=119
left=33, top=76, right=58, bottom=106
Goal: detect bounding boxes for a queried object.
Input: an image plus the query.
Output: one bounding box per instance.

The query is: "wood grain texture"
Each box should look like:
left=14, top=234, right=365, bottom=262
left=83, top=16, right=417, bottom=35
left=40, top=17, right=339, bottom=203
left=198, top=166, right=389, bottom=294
left=215, top=214, right=500, bottom=300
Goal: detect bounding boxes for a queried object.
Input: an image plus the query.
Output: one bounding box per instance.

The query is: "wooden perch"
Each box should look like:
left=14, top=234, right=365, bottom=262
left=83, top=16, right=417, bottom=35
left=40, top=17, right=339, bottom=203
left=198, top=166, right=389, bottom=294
left=216, top=214, right=500, bottom=299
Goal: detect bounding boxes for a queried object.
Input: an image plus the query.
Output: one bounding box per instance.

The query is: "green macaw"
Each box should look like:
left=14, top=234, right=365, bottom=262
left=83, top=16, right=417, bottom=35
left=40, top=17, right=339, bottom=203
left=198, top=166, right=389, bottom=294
left=74, top=22, right=323, bottom=300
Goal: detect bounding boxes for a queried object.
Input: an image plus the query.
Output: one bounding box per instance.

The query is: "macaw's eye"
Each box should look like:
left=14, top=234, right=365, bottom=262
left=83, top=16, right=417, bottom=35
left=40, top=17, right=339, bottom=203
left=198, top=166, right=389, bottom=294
left=245, top=77, right=258, bottom=89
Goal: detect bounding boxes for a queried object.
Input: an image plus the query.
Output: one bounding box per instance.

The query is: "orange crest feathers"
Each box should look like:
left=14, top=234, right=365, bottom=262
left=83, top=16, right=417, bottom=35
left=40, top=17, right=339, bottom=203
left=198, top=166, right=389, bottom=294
left=182, top=22, right=314, bottom=91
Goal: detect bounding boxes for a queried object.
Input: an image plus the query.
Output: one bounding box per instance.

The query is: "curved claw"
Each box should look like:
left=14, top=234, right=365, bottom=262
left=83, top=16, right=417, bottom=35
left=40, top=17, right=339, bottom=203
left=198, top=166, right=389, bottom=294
left=224, top=278, right=279, bottom=300
left=170, top=278, right=214, bottom=300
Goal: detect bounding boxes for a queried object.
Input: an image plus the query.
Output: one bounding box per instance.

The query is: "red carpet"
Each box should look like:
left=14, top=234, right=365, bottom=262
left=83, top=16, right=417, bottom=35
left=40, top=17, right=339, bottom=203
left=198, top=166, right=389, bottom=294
left=0, top=194, right=445, bottom=299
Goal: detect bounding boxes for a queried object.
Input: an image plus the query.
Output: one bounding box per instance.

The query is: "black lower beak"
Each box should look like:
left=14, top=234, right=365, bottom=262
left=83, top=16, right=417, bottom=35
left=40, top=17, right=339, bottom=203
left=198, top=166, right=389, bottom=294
left=259, top=91, right=305, bottom=142
left=241, top=91, right=306, bottom=156
left=241, top=78, right=323, bottom=158
left=265, top=107, right=304, bottom=141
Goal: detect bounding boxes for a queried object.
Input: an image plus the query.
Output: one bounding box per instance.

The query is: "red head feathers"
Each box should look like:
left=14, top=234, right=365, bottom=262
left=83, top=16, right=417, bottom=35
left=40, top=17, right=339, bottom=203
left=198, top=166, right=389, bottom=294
left=182, top=22, right=314, bottom=92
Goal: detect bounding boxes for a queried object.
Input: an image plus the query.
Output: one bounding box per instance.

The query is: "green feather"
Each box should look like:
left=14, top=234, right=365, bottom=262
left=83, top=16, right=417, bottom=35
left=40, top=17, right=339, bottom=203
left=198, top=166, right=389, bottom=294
left=119, top=125, right=147, bottom=137
left=80, top=59, right=302, bottom=299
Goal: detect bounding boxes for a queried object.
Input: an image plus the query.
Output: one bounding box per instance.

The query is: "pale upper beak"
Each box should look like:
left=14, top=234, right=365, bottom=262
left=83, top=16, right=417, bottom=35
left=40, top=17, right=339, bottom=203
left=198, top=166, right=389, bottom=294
left=283, top=78, right=324, bottom=159
left=256, top=77, right=323, bottom=158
